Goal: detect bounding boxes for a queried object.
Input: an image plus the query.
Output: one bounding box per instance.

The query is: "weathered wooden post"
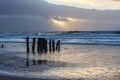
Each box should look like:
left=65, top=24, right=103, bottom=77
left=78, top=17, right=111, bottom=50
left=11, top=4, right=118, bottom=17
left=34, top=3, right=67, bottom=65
left=26, top=37, right=29, bottom=53
left=37, top=38, right=43, bottom=53
left=42, top=38, right=45, bottom=53
left=37, top=38, right=48, bottom=53
left=52, top=40, right=55, bottom=52
left=56, top=40, right=60, bottom=52
left=32, top=38, right=36, bottom=53
left=37, top=38, right=40, bottom=53
left=49, top=39, right=52, bottom=52
left=56, top=41, right=58, bottom=51
left=40, top=38, right=44, bottom=53
left=58, top=40, right=61, bottom=52
left=45, top=39, right=48, bottom=53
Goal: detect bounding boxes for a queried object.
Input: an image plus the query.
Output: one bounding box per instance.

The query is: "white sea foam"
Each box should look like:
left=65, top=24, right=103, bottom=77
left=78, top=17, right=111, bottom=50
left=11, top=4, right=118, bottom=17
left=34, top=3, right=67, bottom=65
left=0, top=31, right=120, bottom=45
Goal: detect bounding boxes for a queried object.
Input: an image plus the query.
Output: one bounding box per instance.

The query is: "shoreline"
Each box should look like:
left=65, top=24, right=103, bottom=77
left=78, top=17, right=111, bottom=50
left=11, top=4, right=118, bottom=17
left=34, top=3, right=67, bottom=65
left=1, top=42, right=120, bottom=46
left=0, top=75, right=50, bottom=80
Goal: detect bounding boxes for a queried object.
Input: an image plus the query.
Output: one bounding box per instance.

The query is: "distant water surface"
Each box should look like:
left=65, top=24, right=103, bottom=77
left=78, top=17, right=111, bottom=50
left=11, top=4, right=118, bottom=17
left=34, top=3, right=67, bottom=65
left=0, top=31, right=120, bottom=46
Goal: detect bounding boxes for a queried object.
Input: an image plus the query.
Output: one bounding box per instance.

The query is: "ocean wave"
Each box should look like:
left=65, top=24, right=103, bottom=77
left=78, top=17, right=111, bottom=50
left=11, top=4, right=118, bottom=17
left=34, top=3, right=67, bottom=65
left=0, top=31, right=120, bottom=46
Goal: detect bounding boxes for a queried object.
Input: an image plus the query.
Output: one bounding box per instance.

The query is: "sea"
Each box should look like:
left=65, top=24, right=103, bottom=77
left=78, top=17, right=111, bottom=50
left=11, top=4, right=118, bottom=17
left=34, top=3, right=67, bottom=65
left=0, top=31, right=120, bottom=46
left=0, top=31, right=120, bottom=79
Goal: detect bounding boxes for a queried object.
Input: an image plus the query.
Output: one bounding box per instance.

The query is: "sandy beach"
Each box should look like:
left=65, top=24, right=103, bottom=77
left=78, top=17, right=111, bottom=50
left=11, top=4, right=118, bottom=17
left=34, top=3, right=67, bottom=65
left=0, top=43, right=120, bottom=80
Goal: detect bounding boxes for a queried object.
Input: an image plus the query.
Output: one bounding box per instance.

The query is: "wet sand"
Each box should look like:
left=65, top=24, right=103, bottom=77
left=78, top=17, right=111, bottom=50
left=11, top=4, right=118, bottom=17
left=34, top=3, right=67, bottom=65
left=0, top=43, right=120, bottom=80
left=0, top=75, right=49, bottom=80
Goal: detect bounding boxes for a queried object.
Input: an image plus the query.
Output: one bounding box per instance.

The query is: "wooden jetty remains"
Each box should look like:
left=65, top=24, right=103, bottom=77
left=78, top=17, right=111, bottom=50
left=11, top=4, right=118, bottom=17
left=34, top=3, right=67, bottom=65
left=25, top=37, right=61, bottom=66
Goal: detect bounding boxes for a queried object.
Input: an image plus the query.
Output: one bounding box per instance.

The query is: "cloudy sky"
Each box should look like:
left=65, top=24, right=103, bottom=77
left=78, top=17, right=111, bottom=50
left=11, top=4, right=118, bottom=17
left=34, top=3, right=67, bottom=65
left=0, top=0, right=120, bottom=32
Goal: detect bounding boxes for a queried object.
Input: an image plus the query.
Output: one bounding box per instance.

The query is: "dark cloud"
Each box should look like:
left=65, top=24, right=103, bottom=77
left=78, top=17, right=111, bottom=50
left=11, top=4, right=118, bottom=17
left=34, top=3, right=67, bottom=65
left=0, top=15, right=57, bottom=32
left=0, top=0, right=52, bottom=17
left=0, top=0, right=120, bottom=32
left=0, top=0, right=119, bottom=20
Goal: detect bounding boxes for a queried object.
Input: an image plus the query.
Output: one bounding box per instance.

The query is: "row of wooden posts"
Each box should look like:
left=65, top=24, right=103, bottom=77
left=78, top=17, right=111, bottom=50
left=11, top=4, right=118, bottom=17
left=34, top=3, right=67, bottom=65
left=26, top=37, right=60, bottom=66
left=26, top=37, right=60, bottom=53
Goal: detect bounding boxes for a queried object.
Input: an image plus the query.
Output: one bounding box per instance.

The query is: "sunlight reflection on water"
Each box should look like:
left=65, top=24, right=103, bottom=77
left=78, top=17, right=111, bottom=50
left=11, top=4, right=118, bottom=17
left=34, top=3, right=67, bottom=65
left=4, top=45, right=120, bottom=79
left=41, top=67, right=108, bottom=79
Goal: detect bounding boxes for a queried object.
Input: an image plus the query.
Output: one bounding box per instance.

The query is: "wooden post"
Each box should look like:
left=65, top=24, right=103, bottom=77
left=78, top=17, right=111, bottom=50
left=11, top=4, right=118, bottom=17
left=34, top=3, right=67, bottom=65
left=40, top=38, right=43, bottom=53
left=58, top=40, right=60, bottom=51
left=52, top=40, right=55, bottom=52
left=56, top=41, right=58, bottom=51
left=49, top=39, right=52, bottom=52
left=37, top=38, right=39, bottom=53
left=45, top=39, right=48, bottom=53
left=26, top=37, right=29, bottom=53
left=37, top=38, right=44, bottom=53
left=37, top=38, right=40, bottom=53
left=56, top=40, right=61, bottom=52
left=37, top=38, right=48, bottom=53
left=42, top=38, right=45, bottom=53
left=32, top=38, right=36, bottom=53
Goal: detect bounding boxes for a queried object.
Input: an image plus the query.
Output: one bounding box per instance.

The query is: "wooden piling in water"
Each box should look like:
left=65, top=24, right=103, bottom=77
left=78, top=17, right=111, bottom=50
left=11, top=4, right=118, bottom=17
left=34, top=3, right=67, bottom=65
left=32, top=38, right=36, bottom=53
left=37, top=38, right=40, bottom=53
left=37, top=38, right=59, bottom=53
left=39, top=38, right=48, bottom=53
left=25, top=37, right=61, bottom=66
left=56, top=40, right=60, bottom=52
left=49, top=39, right=52, bottom=52
left=42, top=38, right=44, bottom=52
left=40, top=38, right=44, bottom=53
left=44, top=39, right=48, bottom=53
left=52, top=40, right=55, bottom=52
left=26, top=37, right=29, bottom=53
left=37, top=38, right=46, bottom=53
left=58, top=40, right=61, bottom=51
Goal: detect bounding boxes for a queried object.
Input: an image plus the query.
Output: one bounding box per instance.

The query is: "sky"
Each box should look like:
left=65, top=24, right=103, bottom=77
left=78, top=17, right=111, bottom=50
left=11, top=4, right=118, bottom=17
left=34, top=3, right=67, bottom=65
left=0, top=0, right=120, bottom=32
left=46, top=0, right=120, bottom=10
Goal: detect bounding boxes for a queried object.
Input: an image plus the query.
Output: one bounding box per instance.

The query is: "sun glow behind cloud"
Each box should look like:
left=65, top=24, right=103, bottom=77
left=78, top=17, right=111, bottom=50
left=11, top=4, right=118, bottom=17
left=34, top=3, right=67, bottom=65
left=52, top=19, right=68, bottom=27
left=46, top=0, right=120, bottom=10
left=51, top=18, right=69, bottom=30
left=51, top=16, right=87, bottom=30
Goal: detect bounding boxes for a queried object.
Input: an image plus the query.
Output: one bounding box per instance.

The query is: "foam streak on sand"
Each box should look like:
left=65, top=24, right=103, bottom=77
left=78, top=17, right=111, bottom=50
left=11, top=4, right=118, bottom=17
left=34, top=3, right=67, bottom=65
left=0, top=71, right=19, bottom=76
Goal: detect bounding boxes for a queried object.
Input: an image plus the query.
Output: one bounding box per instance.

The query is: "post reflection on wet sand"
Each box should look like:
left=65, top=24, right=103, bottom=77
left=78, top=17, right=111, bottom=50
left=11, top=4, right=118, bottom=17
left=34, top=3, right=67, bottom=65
left=2, top=44, right=120, bottom=80
left=26, top=51, right=57, bottom=66
left=26, top=52, right=29, bottom=66
left=32, top=52, right=36, bottom=65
